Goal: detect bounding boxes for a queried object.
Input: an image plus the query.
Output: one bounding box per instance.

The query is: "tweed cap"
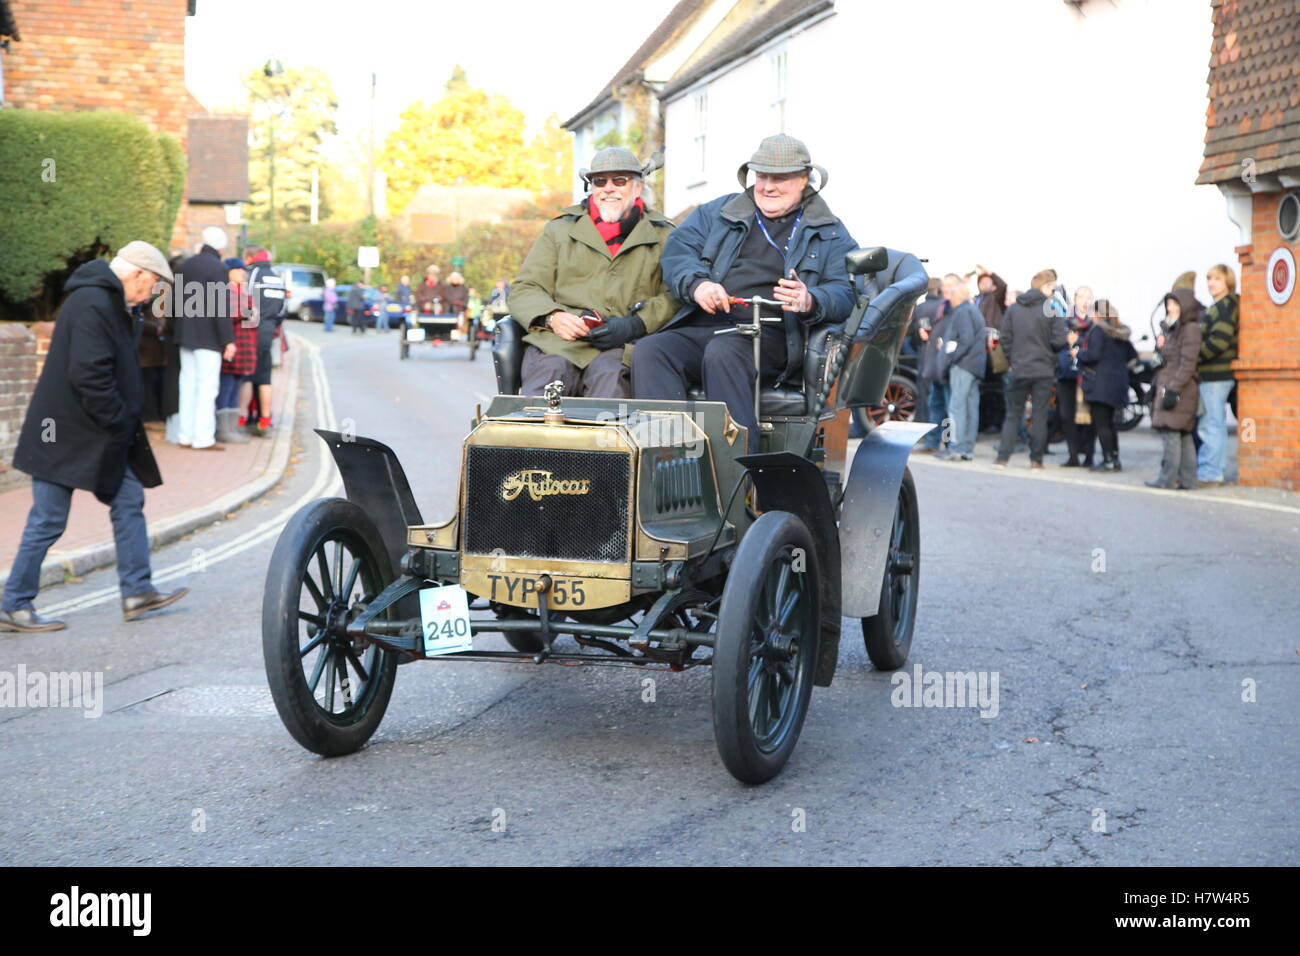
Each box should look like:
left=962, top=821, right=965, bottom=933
left=116, top=240, right=173, bottom=283
left=580, top=146, right=644, bottom=182
left=736, top=134, right=829, bottom=190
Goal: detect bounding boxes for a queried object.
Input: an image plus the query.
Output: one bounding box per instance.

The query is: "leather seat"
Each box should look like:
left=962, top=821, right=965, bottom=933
left=494, top=314, right=840, bottom=417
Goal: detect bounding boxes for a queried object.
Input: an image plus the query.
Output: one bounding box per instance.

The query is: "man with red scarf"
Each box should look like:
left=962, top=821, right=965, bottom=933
left=508, top=147, right=678, bottom=397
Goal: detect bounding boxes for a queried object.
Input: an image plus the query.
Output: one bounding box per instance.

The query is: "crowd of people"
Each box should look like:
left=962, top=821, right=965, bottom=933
left=905, top=264, right=1239, bottom=489
left=137, top=226, right=288, bottom=450
left=317, top=266, right=509, bottom=337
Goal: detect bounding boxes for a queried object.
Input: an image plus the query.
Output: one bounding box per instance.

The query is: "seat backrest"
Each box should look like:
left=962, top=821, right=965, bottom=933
left=492, top=315, right=525, bottom=394
left=836, top=249, right=929, bottom=409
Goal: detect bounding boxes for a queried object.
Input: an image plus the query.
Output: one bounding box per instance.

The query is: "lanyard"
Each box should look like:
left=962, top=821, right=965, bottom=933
left=753, top=210, right=802, bottom=259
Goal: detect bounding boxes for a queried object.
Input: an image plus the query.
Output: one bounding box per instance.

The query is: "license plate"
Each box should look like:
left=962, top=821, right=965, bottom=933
left=484, top=573, right=590, bottom=608
left=407, top=328, right=426, bottom=342
left=419, top=585, right=472, bottom=657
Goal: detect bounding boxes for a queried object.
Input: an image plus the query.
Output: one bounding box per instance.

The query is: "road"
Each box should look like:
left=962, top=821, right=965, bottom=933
left=1, top=322, right=1295, bottom=866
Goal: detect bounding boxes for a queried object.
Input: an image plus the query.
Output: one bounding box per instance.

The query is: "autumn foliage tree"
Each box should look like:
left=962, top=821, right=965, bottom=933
left=381, top=67, right=539, bottom=214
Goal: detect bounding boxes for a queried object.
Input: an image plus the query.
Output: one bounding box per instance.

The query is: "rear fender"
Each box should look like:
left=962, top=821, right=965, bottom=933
left=739, top=452, right=841, bottom=687
left=839, top=421, right=933, bottom=617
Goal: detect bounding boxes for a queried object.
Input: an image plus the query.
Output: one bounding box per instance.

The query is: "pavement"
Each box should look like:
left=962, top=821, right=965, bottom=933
left=0, top=337, right=300, bottom=594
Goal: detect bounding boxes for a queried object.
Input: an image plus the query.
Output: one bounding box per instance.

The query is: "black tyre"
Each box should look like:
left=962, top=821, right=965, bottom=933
left=1116, top=382, right=1145, bottom=432
left=854, top=374, right=918, bottom=433
left=861, top=467, right=920, bottom=670
left=492, top=605, right=548, bottom=653
left=712, top=511, right=821, bottom=785
left=263, top=498, right=399, bottom=756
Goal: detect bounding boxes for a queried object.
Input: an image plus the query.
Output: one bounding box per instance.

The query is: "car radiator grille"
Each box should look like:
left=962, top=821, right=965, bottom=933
left=463, top=446, right=631, bottom=563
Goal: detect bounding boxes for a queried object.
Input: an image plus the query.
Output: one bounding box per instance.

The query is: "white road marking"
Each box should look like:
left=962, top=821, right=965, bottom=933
left=41, top=337, right=343, bottom=617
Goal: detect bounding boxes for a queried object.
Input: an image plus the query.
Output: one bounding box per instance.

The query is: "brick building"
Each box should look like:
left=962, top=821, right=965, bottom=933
left=0, top=0, right=196, bottom=246
left=185, top=113, right=250, bottom=254
left=1198, top=0, right=1300, bottom=490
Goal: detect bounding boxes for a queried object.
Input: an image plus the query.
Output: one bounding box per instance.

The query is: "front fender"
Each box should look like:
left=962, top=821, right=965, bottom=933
left=315, top=429, right=423, bottom=578
left=839, top=421, right=934, bottom=617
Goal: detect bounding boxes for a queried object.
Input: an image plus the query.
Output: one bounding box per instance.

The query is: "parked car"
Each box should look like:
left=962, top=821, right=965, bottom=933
left=274, top=264, right=327, bottom=319
left=299, top=284, right=408, bottom=327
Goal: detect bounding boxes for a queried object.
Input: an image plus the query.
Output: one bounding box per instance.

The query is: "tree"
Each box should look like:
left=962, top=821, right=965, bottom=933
left=0, top=111, right=184, bottom=319
left=243, top=64, right=339, bottom=230
left=380, top=67, right=538, bottom=214
left=529, top=113, right=574, bottom=195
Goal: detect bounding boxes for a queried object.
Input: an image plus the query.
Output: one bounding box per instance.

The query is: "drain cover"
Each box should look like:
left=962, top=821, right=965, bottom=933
left=121, top=685, right=278, bottom=718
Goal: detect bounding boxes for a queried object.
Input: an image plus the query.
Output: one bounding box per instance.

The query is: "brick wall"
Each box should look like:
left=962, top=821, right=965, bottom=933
left=0, top=324, right=37, bottom=493
left=1233, top=190, right=1300, bottom=491
left=3, top=0, right=192, bottom=246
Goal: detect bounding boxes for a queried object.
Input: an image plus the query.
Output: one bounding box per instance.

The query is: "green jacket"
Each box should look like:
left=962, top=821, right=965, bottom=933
left=1198, top=293, right=1238, bottom=381
left=508, top=202, right=678, bottom=368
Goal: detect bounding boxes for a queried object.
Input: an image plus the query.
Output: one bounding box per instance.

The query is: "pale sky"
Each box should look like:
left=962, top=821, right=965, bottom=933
left=185, top=0, right=682, bottom=149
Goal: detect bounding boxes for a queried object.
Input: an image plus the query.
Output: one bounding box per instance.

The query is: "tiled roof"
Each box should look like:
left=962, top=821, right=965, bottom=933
left=1198, top=0, right=1300, bottom=185
left=187, top=115, right=250, bottom=204
left=562, top=0, right=709, bottom=129
left=660, top=0, right=832, bottom=101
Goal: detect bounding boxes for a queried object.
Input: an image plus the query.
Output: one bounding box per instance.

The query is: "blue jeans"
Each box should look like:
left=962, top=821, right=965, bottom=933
left=948, top=365, right=980, bottom=455
left=217, top=372, right=242, bottom=410
left=2, top=470, right=152, bottom=611
left=1197, top=378, right=1234, bottom=481
left=323, top=306, right=336, bottom=331
left=926, top=380, right=950, bottom=449
left=376, top=309, right=390, bottom=331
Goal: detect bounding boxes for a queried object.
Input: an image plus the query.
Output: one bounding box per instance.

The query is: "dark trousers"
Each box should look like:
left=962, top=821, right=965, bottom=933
left=1156, top=427, right=1197, bottom=488
left=997, top=375, right=1054, bottom=462
left=141, top=365, right=165, bottom=422
left=349, top=308, right=365, bottom=333
left=632, top=319, right=788, bottom=454
left=519, top=345, right=630, bottom=398
left=2, top=469, right=152, bottom=611
left=1057, top=379, right=1096, bottom=464
left=1091, top=400, right=1118, bottom=460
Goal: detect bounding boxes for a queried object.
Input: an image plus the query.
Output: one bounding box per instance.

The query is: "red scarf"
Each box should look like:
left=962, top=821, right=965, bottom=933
left=590, top=197, right=644, bottom=256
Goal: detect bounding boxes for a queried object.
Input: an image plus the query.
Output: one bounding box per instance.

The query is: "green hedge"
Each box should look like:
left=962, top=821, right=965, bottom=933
left=0, top=110, right=186, bottom=313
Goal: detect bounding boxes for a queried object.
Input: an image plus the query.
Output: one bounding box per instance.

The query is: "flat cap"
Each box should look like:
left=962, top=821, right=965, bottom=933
left=116, top=240, right=173, bottom=283
left=736, top=134, right=829, bottom=191
left=580, top=146, right=645, bottom=182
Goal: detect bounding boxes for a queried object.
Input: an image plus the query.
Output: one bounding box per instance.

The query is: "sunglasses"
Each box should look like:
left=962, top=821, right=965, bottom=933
left=589, top=175, right=636, bottom=188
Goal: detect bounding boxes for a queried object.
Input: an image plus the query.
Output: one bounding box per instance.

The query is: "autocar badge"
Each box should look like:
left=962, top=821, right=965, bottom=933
left=500, top=470, right=592, bottom=502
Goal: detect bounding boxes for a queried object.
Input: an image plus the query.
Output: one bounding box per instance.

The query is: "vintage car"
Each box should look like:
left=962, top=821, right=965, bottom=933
left=262, top=246, right=933, bottom=784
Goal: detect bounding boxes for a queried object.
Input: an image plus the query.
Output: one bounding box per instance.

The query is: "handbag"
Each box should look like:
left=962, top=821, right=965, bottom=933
left=1075, top=384, right=1092, bottom=425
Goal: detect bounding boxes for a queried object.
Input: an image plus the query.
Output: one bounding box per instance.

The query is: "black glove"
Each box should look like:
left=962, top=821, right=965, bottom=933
left=586, top=314, right=645, bottom=350
left=1161, top=388, right=1179, bottom=411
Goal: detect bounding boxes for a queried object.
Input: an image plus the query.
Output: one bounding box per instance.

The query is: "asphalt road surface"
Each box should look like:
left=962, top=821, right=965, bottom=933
left=1, top=323, right=1296, bottom=866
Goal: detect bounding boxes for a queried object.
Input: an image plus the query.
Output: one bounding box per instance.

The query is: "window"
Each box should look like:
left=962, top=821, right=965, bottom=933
left=770, top=49, right=788, bottom=132
left=692, top=90, right=708, bottom=181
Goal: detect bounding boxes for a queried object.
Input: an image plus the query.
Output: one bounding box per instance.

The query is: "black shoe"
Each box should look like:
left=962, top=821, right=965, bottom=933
left=0, top=607, right=67, bottom=632
left=1145, top=479, right=1174, bottom=489
left=1061, top=458, right=1080, bottom=468
left=122, top=587, right=189, bottom=622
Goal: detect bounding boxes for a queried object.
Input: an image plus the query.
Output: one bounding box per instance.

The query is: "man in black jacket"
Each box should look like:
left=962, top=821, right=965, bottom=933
left=994, top=269, right=1069, bottom=468
left=1, top=242, right=189, bottom=632
left=170, top=226, right=236, bottom=450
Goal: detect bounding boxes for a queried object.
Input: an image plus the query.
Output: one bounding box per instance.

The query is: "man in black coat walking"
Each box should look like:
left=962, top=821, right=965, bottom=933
left=1, top=242, right=189, bottom=632
left=994, top=269, right=1069, bottom=468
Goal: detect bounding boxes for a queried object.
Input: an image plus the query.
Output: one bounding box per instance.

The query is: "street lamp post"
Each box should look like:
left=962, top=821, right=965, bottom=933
left=247, top=58, right=286, bottom=252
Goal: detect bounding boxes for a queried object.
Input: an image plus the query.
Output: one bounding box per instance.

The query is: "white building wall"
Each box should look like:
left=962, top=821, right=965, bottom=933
left=662, top=0, right=1237, bottom=326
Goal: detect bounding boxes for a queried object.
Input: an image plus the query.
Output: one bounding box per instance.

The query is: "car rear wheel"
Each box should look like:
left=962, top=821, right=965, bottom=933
left=712, top=511, right=821, bottom=784
left=262, top=498, right=399, bottom=756
left=860, top=468, right=919, bottom=670
left=854, top=374, right=918, bottom=433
